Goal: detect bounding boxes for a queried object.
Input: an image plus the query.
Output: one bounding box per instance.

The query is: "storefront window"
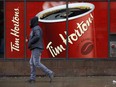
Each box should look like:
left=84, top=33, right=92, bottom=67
left=4, top=0, right=114, bottom=59
left=109, top=2, right=116, bottom=58
left=0, top=1, right=4, bottom=58
left=26, top=1, right=67, bottom=59
left=67, top=2, right=108, bottom=58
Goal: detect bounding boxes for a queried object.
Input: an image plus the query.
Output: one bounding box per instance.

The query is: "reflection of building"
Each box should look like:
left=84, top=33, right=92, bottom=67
left=110, top=42, right=116, bottom=57
left=0, top=1, right=4, bottom=58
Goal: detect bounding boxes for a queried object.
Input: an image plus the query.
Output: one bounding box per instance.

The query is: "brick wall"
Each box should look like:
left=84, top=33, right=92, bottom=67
left=0, top=59, right=116, bottom=77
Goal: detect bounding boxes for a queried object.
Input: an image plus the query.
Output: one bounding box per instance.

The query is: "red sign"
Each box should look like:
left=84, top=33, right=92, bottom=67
left=5, top=2, right=25, bottom=58
left=5, top=1, right=110, bottom=59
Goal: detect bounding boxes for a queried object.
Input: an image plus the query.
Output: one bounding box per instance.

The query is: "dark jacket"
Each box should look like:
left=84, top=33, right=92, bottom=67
left=28, top=17, right=44, bottom=50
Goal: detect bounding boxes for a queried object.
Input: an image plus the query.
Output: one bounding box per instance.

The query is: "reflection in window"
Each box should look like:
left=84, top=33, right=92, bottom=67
left=0, top=1, right=4, bottom=58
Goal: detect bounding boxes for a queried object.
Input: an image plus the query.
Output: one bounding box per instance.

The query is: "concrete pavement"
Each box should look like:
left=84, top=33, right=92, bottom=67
left=0, top=76, right=116, bottom=87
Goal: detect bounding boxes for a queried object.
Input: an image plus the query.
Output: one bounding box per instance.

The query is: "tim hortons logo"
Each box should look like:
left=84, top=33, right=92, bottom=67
left=46, top=13, right=94, bottom=57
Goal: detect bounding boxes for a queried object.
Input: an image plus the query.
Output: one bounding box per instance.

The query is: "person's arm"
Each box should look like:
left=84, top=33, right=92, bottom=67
left=28, top=29, right=40, bottom=47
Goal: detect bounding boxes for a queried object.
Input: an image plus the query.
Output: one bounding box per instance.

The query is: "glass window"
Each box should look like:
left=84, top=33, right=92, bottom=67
left=0, top=1, right=4, bottom=58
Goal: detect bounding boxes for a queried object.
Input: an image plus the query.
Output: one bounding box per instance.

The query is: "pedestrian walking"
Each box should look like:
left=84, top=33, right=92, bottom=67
left=27, top=16, right=54, bottom=83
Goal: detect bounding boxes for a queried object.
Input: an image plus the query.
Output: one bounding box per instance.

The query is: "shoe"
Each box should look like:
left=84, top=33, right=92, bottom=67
left=48, top=72, right=54, bottom=83
left=27, top=79, right=36, bottom=83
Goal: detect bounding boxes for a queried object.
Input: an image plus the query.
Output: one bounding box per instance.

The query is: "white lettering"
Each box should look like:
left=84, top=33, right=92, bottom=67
left=46, top=42, right=66, bottom=57
left=10, top=7, right=20, bottom=52
left=10, top=38, right=20, bottom=52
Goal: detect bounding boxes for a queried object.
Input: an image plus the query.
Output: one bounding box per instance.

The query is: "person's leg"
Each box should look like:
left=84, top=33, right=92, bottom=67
left=29, top=54, right=36, bottom=82
left=33, top=49, right=54, bottom=77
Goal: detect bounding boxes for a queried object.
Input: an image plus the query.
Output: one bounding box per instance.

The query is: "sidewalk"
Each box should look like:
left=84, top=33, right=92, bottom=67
left=0, top=76, right=116, bottom=87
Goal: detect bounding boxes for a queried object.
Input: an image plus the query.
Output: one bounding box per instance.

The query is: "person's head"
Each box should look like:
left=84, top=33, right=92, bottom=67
left=30, top=16, right=38, bottom=28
